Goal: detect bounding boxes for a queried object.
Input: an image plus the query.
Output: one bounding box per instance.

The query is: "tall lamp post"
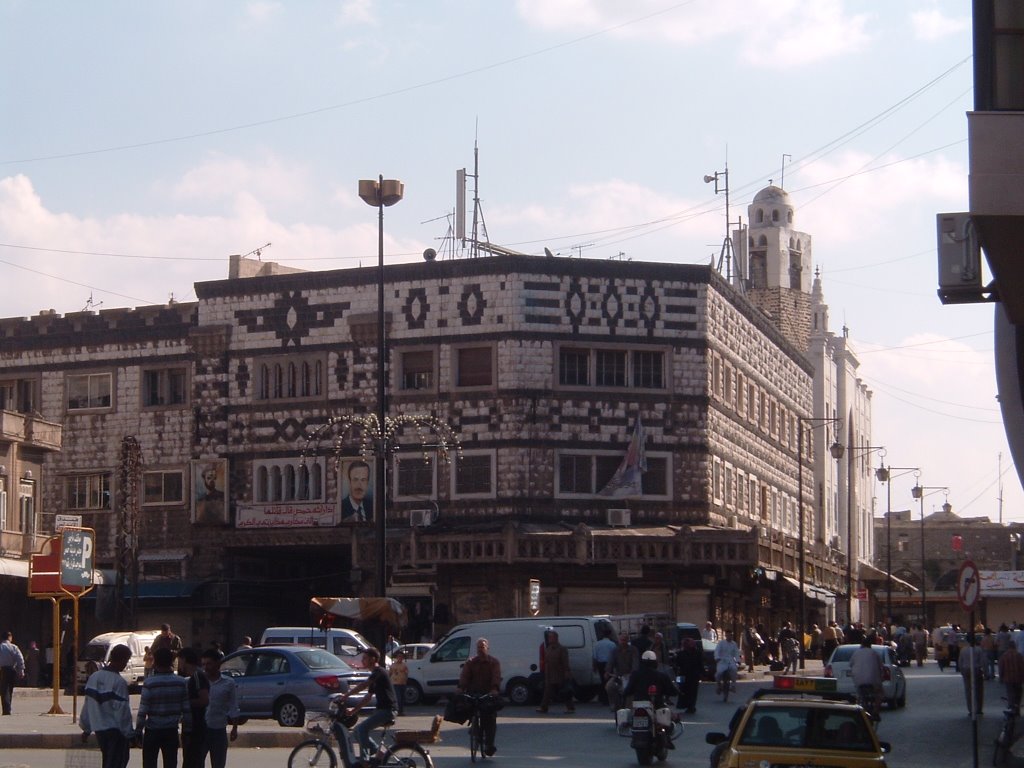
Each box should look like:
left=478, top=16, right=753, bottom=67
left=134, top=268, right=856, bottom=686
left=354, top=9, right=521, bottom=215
left=911, top=475, right=950, bottom=627
left=358, top=175, right=404, bottom=597
left=844, top=440, right=885, bottom=623
left=796, top=416, right=844, bottom=669
left=875, top=462, right=919, bottom=625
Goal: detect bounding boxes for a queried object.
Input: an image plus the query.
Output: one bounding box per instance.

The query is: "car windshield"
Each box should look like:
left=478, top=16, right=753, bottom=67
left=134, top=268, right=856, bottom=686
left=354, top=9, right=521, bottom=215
left=738, top=706, right=875, bottom=752
left=295, top=648, right=355, bottom=671
left=80, top=644, right=108, bottom=662
left=830, top=645, right=889, bottom=664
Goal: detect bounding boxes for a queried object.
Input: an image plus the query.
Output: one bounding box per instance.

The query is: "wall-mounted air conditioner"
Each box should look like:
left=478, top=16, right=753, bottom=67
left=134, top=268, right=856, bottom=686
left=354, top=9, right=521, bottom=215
left=409, top=509, right=433, bottom=527
left=607, top=508, right=631, bottom=527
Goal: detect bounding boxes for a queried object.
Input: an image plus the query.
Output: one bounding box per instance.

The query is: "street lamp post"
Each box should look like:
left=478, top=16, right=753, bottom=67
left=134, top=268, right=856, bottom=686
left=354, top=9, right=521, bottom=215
left=796, top=416, right=843, bottom=669
left=911, top=476, right=950, bottom=627
left=875, top=463, right=919, bottom=626
left=358, top=176, right=404, bottom=597
left=844, top=439, right=885, bottom=624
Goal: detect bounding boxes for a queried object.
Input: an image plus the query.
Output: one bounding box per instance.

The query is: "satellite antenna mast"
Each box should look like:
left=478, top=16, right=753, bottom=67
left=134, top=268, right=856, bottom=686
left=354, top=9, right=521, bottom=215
left=703, top=161, right=735, bottom=283
left=456, top=125, right=490, bottom=259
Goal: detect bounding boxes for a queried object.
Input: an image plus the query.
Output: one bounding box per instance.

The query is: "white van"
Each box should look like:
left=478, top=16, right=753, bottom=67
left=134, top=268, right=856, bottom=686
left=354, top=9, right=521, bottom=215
left=76, top=629, right=162, bottom=690
left=259, top=626, right=381, bottom=670
left=403, top=615, right=613, bottom=706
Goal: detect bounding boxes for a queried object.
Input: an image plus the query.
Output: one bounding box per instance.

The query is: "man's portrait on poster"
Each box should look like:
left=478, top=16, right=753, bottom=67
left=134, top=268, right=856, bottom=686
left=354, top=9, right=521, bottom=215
left=340, top=458, right=373, bottom=523
left=192, top=459, right=228, bottom=524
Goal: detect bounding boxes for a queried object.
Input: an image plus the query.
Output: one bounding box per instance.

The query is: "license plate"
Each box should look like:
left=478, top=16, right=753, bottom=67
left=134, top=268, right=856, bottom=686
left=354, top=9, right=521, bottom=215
left=632, top=717, right=649, bottom=729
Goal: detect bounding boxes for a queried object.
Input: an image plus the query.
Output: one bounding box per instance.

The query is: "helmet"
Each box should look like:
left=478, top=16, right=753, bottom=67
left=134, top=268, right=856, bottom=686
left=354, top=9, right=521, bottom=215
left=641, top=650, right=657, bottom=662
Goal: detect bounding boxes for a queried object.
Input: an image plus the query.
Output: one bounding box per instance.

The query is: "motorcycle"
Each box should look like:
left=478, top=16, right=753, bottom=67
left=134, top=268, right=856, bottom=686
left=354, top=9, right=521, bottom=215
left=628, top=685, right=683, bottom=765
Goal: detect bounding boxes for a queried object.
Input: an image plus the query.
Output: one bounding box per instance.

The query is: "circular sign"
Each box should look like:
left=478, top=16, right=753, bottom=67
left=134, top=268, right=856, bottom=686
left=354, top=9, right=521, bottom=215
left=957, top=559, right=980, bottom=612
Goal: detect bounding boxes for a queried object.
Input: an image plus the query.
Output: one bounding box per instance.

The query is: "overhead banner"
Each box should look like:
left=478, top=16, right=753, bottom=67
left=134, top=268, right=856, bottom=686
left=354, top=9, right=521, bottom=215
left=236, top=503, right=339, bottom=529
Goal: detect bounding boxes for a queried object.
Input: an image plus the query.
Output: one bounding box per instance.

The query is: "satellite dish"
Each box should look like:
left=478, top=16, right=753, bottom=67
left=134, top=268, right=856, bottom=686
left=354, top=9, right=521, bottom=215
left=544, top=247, right=555, bottom=258
left=423, top=248, right=437, bottom=262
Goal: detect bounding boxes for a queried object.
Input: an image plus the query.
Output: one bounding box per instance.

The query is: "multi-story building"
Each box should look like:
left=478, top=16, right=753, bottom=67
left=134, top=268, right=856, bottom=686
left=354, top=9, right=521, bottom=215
left=0, top=183, right=879, bottom=646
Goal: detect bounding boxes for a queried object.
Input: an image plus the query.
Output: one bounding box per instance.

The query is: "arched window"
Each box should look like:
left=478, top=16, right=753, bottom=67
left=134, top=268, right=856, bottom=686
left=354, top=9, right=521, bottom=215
left=749, top=237, right=755, bottom=248
left=259, top=365, right=270, bottom=399
left=787, top=211, right=793, bottom=224
left=311, top=463, right=323, bottom=499
left=789, top=237, right=795, bottom=248
left=283, top=465, right=295, bottom=501
left=287, top=363, right=297, bottom=398
left=314, top=361, right=323, bottom=396
left=297, top=464, right=309, bottom=500
left=796, top=239, right=802, bottom=251
left=273, top=364, right=283, bottom=399
left=756, top=209, right=764, bottom=223
left=256, top=466, right=269, bottom=502
left=270, top=466, right=282, bottom=502
left=758, top=235, right=768, bottom=247
left=301, top=362, right=311, bottom=397
left=772, top=209, right=779, bottom=222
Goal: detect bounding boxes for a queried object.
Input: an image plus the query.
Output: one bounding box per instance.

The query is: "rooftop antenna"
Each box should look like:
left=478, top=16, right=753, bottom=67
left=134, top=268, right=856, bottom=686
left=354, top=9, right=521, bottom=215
left=704, top=159, right=736, bottom=283
left=780, top=153, right=792, bottom=190
left=455, top=122, right=490, bottom=258
left=82, top=293, right=103, bottom=312
left=572, top=242, right=595, bottom=258
left=242, top=242, right=272, bottom=261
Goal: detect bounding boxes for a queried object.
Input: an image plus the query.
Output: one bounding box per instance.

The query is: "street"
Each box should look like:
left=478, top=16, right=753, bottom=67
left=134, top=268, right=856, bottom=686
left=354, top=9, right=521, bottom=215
left=1, top=664, right=1020, bottom=768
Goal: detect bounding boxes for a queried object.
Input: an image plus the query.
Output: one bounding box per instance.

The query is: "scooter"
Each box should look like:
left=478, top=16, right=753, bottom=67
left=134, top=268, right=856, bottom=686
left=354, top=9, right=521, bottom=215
left=628, top=685, right=683, bottom=765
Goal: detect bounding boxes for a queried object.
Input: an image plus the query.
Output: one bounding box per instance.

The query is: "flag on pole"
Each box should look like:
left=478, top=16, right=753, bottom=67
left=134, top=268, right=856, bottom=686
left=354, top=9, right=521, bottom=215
left=598, top=417, right=647, bottom=498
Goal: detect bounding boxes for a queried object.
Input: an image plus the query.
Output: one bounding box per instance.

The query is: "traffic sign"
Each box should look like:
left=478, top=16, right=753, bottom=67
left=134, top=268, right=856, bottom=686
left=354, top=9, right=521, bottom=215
left=957, top=559, right=980, bottom=612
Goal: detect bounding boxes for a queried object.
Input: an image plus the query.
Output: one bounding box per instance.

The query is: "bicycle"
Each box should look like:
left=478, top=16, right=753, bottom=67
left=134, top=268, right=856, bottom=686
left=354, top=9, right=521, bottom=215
left=287, top=694, right=434, bottom=768
left=458, top=693, right=502, bottom=762
left=993, top=701, right=1019, bottom=766
left=856, top=684, right=881, bottom=725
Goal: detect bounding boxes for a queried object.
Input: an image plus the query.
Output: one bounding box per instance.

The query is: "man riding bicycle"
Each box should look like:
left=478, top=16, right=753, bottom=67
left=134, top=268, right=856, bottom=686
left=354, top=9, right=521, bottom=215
left=849, top=636, right=884, bottom=722
left=457, top=638, right=501, bottom=758
left=343, top=648, right=399, bottom=760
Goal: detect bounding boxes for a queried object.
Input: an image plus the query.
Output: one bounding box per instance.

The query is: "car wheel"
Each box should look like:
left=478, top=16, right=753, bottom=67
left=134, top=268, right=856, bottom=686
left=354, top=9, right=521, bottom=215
left=275, top=696, right=305, bottom=727
left=404, top=681, right=424, bottom=707
left=506, top=677, right=532, bottom=705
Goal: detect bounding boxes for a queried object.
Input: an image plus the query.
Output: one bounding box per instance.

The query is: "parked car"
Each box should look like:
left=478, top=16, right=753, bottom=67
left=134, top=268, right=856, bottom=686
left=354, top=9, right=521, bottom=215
left=219, top=645, right=370, bottom=727
left=823, top=643, right=907, bottom=708
left=76, top=630, right=162, bottom=691
left=393, top=643, right=433, bottom=661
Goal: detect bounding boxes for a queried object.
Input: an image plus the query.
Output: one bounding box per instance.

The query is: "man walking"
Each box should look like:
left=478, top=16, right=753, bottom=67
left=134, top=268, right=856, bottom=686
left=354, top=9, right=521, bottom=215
left=178, top=648, right=209, bottom=768
left=0, top=631, right=25, bottom=715
left=81, top=644, right=135, bottom=768
left=959, top=638, right=986, bottom=716
left=201, top=648, right=240, bottom=768
left=137, top=647, right=191, bottom=768
left=999, top=641, right=1024, bottom=711
left=849, top=638, right=884, bottom=722
left=457, top=638, right=501, bottom=757
left=152, top=624, right=184, bottom=671
left=537, top=630, right=574, bottom=714
left=592, top=627, right=616, bottom=706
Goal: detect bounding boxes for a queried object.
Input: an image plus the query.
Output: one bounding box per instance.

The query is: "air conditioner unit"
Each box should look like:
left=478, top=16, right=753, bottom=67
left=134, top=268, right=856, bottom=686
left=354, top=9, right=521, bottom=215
left=409, top=509, right=433, bottom=527
left=607, top=508, right=631, bottom=527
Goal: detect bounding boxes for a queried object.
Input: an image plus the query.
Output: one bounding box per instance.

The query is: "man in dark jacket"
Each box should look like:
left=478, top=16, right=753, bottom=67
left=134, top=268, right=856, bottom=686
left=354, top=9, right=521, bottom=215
left=625, top=650, right=679, bottom=709
left=674, top=638, right=703, bottom=713
left=457, top=638, right=502, bottom=757
left=537, top=630, right=574, bottom=714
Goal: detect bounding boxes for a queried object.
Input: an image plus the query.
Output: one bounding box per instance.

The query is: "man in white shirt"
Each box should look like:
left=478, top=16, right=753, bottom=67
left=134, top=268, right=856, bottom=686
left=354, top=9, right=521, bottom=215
left=81, top=644, right=135, bottom=768
left=714, top=630, right=740, bottom=693
left=701, top=622, right=719, bottom=642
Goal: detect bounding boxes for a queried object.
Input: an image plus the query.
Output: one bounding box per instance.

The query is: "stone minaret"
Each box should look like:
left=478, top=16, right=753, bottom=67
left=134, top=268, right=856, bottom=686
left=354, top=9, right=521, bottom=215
left=743, top=184, right=814, bottom=352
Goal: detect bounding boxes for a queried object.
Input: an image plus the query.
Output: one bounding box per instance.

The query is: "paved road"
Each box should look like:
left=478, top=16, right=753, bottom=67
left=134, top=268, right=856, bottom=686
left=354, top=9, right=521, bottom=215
left=2, top=663, right=1023, bottom=768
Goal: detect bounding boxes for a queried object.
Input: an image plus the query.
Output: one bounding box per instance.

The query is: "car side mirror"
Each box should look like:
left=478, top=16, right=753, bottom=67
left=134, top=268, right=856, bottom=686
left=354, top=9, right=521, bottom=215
left=705, top=732, right=726, bottom=745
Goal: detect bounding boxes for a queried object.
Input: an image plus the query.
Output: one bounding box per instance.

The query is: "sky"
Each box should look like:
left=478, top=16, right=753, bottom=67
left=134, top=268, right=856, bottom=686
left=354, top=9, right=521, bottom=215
left=0, top=1, right=1015, bottom=524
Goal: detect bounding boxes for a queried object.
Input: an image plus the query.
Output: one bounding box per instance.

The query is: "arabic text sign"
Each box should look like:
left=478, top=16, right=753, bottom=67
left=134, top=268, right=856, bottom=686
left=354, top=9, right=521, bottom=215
left=60, top=529, right=94, bottom=588
left=236, top=503, right=339, bottom=529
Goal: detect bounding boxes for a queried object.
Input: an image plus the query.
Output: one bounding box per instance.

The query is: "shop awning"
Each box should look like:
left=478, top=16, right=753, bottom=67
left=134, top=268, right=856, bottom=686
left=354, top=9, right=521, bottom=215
left=782, top=576, right=838, bottom=603
left=0, top=557, right=29, bottom=578
left=858, top=563, right=918, bottom=592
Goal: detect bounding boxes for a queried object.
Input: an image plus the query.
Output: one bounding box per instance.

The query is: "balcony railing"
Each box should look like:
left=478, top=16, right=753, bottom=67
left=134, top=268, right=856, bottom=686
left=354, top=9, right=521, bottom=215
left=0, top=410, right=63, bottom=451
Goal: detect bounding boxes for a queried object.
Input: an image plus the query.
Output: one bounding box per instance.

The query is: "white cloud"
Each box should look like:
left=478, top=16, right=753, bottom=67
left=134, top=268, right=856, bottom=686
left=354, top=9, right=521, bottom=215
left=337, top=0, right=376, bottom=27
left=911, top=9, right=969, bottom=42
left=515, top=0, right=873, bottom=68
left=244, top=1, right=282, bottom=24
left=168, top=152, right=314, bottom=210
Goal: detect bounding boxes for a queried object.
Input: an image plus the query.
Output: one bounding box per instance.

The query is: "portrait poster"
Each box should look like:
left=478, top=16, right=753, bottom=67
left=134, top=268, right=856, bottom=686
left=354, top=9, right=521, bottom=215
left=191, top=458, right=228, bottom=524
left=338, top=457, right=375, bottom=523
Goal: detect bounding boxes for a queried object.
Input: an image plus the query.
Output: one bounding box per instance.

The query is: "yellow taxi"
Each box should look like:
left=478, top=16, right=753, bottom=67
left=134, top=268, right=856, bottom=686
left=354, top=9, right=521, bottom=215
left=705, top=676, right=892, bottom=767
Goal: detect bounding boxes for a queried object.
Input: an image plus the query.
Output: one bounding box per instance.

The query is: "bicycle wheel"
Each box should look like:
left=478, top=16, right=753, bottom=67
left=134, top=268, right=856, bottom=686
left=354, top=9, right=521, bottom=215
left=469, top=714, right=481, bottom=762
left=288, top=739, right=338, bottom=768
left=381, top=742, right=434, bottom=768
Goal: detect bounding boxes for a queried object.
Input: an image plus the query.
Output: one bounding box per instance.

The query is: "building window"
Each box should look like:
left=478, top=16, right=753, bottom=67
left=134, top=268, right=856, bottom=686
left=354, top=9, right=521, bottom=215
left=633, top=351, right=664, bottom=389
left=399, top=350, right=435, bottom=391
left=455, top=346, right=493, bottom=388
left=556, top=452, right=670, bottom=498
left=142, top=367, right=188, bottom=408
left=453, top=452, right=495, bottom=497
left=0, top=378, right=37, bottom=413
left=559, top=349, right=590, bottom=386
left=142, top=470, right=184, bottom=506
left=595, top=350, right=627, bottom=387
left=67, top=372, right=112, bottom=411
left=396, top=455, right=435, bottom=498
left=66, top=473, right=112, bottom=511
left=0, top=483, right=7, bottom=530
left=256, top=356, right=324, bottom=400
left=252, top=458, right=324, bottom=503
